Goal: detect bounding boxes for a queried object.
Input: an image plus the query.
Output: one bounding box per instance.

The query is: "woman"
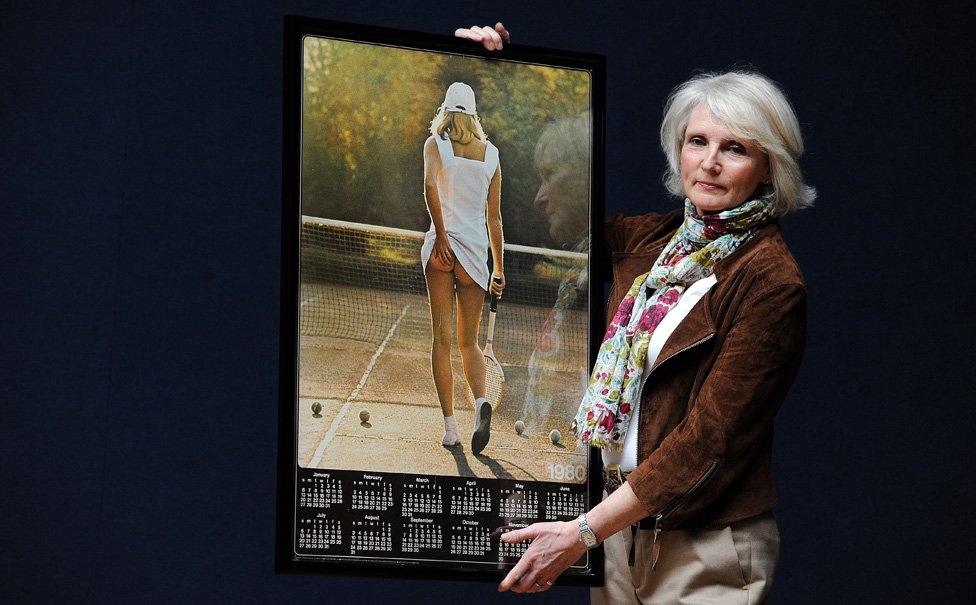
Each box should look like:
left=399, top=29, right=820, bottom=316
left=458, top=25, right=813, bottom=602
left=421, top=81, right=505, bottom=454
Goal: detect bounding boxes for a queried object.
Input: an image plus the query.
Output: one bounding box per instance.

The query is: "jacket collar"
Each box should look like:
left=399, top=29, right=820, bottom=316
left=649, top=220, right=781, bottom=371
left=712, top=220, right=780, bottom=281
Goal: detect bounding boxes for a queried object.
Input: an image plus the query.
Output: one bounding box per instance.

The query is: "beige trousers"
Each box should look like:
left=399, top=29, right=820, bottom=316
left=591, top=510, right=780, bottom=605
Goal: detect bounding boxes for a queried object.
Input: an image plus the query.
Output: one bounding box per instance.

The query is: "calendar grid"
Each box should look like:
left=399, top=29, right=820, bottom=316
left=295, top=467, right=591, bottom=569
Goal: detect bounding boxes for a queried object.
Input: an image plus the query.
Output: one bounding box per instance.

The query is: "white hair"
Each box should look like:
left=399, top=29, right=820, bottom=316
left=660, top=71, right=816, bottom=215
left=533, top=111, right=591, bottom=173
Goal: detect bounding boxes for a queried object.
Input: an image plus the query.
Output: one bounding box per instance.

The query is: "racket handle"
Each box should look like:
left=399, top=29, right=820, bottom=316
left=487, top=290, right=499, bottom=347
left=486, top=312, right=497, bottom=348
left=490, top=276, right=502, bottom=312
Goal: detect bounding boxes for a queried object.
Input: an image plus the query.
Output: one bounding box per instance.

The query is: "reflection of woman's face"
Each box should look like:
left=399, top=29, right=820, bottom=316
left=680, top=104, right=769, bottom=215
left=533, top=144, right=588, bottom=246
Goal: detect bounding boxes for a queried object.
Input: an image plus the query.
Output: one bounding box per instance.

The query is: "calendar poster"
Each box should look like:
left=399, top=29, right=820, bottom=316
left=278, top=16, right=605, bottom=584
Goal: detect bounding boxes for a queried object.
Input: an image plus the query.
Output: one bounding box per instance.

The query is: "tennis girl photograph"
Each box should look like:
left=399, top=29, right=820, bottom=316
left=295, top=33, right=596, bottom=484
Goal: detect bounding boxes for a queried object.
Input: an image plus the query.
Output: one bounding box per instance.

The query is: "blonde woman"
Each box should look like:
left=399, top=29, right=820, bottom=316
left=421, top=82, right=505, bottom=454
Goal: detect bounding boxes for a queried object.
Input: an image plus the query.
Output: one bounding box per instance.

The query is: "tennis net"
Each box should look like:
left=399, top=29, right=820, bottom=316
left=299, top=216, right=589, bottom=371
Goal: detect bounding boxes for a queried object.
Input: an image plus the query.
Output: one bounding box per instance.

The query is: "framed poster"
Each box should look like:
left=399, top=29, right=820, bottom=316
left=277, top=15, right=606, bottom=584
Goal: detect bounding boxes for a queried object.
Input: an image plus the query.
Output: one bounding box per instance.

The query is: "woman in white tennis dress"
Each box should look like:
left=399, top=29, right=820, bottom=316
left=421, top=82, right=505, bottom=454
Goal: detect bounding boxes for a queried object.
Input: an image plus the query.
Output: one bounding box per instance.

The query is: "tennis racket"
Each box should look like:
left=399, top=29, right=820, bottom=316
left=483, top=291, right=506, bottom=409
left=473, top=281, right=505, bottom=455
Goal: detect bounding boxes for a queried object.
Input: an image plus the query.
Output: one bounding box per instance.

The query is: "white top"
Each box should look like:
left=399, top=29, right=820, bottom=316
left=420, top=134, right=500, bottom=291
left=602, top=274, right=718, bottom=471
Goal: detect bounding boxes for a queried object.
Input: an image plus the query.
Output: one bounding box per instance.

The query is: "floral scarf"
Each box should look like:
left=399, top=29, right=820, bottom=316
left=571, top=195, right=777, bottom=449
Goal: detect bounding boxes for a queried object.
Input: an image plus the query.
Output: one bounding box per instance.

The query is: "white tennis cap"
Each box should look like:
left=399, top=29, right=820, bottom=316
left=441, top=82, right=477, bottom=115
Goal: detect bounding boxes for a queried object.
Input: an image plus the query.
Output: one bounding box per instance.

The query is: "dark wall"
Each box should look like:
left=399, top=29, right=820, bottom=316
left=3, top=1, right=970, bottom=602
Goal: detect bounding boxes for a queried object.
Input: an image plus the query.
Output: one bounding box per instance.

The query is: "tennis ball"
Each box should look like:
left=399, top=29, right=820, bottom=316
left=311, top=402, right=322, bottom=415
left=359, top=410, right=370, bottom=423
left=514, top=420, right=525, bottom=435
left=549, top=429, right=561, bottom=445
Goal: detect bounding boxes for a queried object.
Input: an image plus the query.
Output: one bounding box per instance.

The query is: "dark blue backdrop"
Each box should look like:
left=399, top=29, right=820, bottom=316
left=2, top=1, right=970, bottom=603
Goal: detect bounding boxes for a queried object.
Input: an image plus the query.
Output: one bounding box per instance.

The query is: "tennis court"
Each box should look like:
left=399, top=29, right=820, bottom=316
left=296, top=218, right=591, bottom=481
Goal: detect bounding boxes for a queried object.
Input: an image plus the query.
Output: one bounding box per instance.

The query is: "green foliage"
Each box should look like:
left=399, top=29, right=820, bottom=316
left=300, top=37, right=590, bottom=248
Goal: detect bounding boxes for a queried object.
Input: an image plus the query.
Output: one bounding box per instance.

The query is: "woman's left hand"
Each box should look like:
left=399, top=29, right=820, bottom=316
left=498, top=521, right=587, bottom=593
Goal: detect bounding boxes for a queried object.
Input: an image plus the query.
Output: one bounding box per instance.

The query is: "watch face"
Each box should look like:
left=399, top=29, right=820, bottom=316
left=578, top=516, right=597, bottom=547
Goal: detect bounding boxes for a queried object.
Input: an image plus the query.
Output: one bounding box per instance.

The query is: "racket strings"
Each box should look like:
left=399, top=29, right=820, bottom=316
left=484, top=358, right=505, bottom=406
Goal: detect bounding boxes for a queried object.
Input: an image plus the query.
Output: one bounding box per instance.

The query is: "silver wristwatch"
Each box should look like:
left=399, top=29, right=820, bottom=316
left=576, top=514, right=598, bottom=548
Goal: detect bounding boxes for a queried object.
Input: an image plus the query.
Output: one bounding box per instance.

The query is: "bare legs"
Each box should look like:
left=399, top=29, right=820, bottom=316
left=424, top=258, right=487, bottom=422
left=455, top=266, right=487, bottom=402
left=425, top=259, right=457, bottom=418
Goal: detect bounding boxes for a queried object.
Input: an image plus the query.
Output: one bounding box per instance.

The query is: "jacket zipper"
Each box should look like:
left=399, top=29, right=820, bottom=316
left=624, top=331, right=715, bottom=569
left=648, top=458, right=721, bottom=569
left=634, top=331, right=716, bottom=507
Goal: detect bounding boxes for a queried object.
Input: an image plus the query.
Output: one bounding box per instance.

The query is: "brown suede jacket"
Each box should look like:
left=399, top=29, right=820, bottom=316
left=604, top=208, right=807, bottom=533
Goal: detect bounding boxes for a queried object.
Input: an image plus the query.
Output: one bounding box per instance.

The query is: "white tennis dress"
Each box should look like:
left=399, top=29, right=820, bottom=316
left=420, top=134, right=500, bottom=291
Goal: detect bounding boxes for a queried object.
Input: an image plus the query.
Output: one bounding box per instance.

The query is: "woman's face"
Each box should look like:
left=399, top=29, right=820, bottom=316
left=680, top=104, right=770, bottom=215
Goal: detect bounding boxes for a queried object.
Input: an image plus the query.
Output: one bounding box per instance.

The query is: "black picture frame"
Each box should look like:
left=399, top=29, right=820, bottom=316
left=276, top=14, right=606, bottom=585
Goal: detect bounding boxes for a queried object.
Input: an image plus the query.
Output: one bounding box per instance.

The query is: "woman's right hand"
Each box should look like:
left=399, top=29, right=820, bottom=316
left=433, top=233, right=456, bottom=268
left=454, top=23, right=510, bottom=51
left=490, top=271, right=506, bottom=298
